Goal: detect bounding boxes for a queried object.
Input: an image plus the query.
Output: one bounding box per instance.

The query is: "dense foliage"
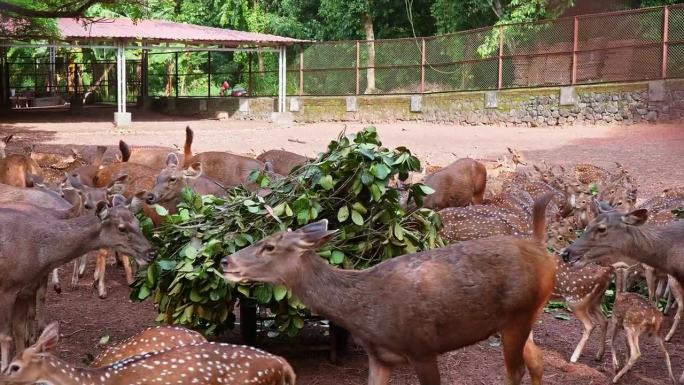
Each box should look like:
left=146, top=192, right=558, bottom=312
left=131, top=127, right=443, bottom=336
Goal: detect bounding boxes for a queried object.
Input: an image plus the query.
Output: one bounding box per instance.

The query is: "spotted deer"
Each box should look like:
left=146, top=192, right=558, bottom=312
left=91, top=326, right=206, bottom=367
left=1, top=322, right=296, bottom=385
left=70, top=145, right=108, bottom=186
left=0, top=195, right=154, bottom=370
left=119, top=126, right=193, bottom=170
left=221, top=194, right=556, bottom=385
left=0, top=135, right=12, bottom=159
left=606, top=270, right=675, bottom=384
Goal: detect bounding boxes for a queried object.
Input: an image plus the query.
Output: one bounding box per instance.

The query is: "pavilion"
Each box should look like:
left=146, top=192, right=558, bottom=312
left=0, top=17, right=303, bottom=126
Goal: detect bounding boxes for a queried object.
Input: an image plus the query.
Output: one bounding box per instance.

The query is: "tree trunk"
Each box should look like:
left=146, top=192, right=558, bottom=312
left=363, top=8, right=376, bottom=94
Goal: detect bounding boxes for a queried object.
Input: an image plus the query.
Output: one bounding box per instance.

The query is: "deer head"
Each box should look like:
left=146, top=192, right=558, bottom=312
left=64, top=173, right=127, bottom=211
left=561, top=204, right=648, bottom=266
left=2, top=321, right=60, bottom=383
left=221, top=219, right=336, bottom=284
left=145, top=153, right=202, bottom=205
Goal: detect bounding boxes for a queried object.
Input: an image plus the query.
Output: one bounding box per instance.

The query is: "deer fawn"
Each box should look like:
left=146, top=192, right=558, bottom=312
left=0, top=195, right=154, bottom=370
left=1, top=322, right=296, bottom=385
left=91, top=326, right=206, bottom=367
left=607, top=267, right=675, bottom=384
left=221, top=194, right=556, bottom=385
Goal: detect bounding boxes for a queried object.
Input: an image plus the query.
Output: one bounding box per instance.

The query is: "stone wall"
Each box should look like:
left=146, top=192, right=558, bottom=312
left=146, top=79, right=684, bottom=126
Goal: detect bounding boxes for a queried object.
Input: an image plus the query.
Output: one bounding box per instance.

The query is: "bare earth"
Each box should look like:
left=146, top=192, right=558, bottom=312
left=2, top=108, right=684, bottom=384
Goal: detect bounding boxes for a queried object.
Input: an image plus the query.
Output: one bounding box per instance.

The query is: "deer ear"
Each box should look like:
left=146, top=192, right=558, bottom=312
left=65, top=173, right=85, bottom=190
left=95, top=201, right=109, bottom=220
left=622, top=209, right=648, bottom=226
left=296, top=219, right=336, bottom=248
left=35, top=322, right=60, bottom=352
left=264, top=161, right=274, bottom=173
left=165, top=153, right=179, bottom=168
left=61, top=188, right=81, bottom=208
left=111, top=194, right=127, bottom=207
left=2, top=134, right=13, bottom=144
left=130, top=192, right=146, bottom=214
left=107, top=174, right=128, bottom=195
left=183, top=162, right=202, bottom=179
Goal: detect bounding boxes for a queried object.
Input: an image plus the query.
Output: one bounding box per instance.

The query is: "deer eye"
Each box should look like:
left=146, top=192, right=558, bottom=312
left=118, top=225, right=127, bottom=233
left=597, top=224, right=607, bottom=233
left=263, top=244, right=275, bottom=252
left=8, top=364, right=21, bottom=373
left=557, top=235, right=563, bottom=240
left=169, top=177, right=178, bottom=183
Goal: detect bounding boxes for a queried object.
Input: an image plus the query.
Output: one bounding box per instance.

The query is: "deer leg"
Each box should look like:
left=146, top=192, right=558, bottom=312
left=71, top=255, right=87, bottom=288
left=655, top=336, right=676, bottom=385
left=569, top=306, right=594, bottom=363
left=523, top=332, right=544, bottom=385
left=118, top=253, right=135, bottom=285
left=608, top=318, right=620, bottom=371
left=501, top=318, right=534, bottom=385
left=665, top=277, right=683, bottom=342
left=95, top=248, right=108, bottom=299
left=411, top=356, right=440, bottom=385
left=644, top=265, right=658, bottom=304
left=51, top=268, right=61, bottom=294
left=367, top=354, right=391, bottom=385
left=0, top=295, right=16, bottom=371
left=590, top=301, right=608, bottom=361
left=612, top=328, right=640, bottom=384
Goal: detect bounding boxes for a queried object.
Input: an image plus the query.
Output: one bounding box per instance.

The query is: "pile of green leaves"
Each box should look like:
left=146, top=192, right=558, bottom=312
left=132, top=127, right=443, bottom=336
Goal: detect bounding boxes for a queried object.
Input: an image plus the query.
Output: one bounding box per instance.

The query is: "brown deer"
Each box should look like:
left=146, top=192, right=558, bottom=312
left=0, top=151, right=42, bottom=187
left=119, top=126, right=193, bottom=169
left=256, top=149, right=309, bottom=175
left=0, top=195, right=154, bottom=370
left=221, top=194, right=557, bottom=385
left=90, top=326, right=206, bottom=367
left=1, top=322, right=296, bottom=385
left=420, top=158, right=487, bottom=210
left=606, top=275, right=675, bottom=384
left=145, top=153, right=225, bottom=212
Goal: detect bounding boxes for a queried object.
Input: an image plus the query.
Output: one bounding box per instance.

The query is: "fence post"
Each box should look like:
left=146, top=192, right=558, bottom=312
left=420, top=38, right=426, bottom=93
left=174, top=52, right=179, bottom=98
left=662, top=6, right=669, bottom=79
left=207, top=50, right=211, bottom=98
left=572, top=16, right=579, bottom=85
left=355, top=41, right=360, bottom=95
left=299, top=44, right=304, bottom=96
left=248, top=52, right=253, bottom=95
left=498, top=25, right=503, bottom=90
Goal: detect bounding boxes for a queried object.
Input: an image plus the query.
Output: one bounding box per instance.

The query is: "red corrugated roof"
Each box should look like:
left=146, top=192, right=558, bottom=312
left=57, top=18, right=303, bottom=46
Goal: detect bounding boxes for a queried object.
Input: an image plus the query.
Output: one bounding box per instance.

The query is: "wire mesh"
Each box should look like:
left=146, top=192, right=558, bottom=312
left=576, top=44, right=662, bottom=83
left=502, top=53, right=572, bottom=88
left=577, top=8, right=663, bottom=51
left=503, top=18, right=574, bottom=56
left=668, top=44, right=684, bottom=78
left=670, top=5, right=684, bottom=42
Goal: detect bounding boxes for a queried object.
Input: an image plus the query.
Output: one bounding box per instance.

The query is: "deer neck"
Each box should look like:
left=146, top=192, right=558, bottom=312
left=623, top=222, right=684, bottom=278
left=285, top=252, right=369, bottom=330
left=36, top=356, right=102, bottom=384
left=40, top=215, right=102, bottom=272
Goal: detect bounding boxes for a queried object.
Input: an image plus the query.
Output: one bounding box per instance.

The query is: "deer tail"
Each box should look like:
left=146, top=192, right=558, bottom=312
left=532, top=192, right=554, bottom=245
left=183, top=126, right=194, bottom=168
left=118, top=140, right=131, bottom=162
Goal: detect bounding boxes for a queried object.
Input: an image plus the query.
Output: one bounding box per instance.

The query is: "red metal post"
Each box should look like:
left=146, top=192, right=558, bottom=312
left=497, top=25, right=504, bottom=89
left=662, top=6, right=669, bottom=79
left=572, top=16, right=579, bottom=85
left=355, top=41, right=360, bottom=95
left=299, top=44, right=304, bottom=96
left=420, top=38, right=426, bottom=93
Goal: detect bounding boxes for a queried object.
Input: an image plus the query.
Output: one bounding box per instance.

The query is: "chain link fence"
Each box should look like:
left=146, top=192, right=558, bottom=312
left=288, top=5, right=682, bottom=96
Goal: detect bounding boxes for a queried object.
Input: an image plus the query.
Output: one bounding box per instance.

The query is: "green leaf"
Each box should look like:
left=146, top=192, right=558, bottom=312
left=98, top=335, right=110, bottom=346
left=179, top=208, right=190, bottom=221
left=351, top=210, right=364, bottom=226
left=361, top=171, right=374, bottom=185
left=182, top=245, right=198, bottom=260
left=254, top=285, right=273, bottom=304
left=292, top=316, right=305, bottom=329
left=418, top=185, right=435, bottom=195
left=352, top=202, right=367, bottom=214
left=157, top=260, right=176, bottom=271
left=189, top=289, right=203, bottom=303
left=337, top=206, right=350, bottom=222
left=319, top=175, right=334, bottom=190
left=370, top=183, right=382, bottom=201
left=553, top=312, right=571, bottom=321
left=273, top=285, right=288, bottom=301
left=154, top=204, right=168, bottom=216
left=393, top=223, right=404, bottom=241
left=237, top=285, right=250, bottom=297
left=330, top=250, right=345, bottom=264
left=370, top=163, right=391, bottom=179
left=137, top=285, right=151, bottom=300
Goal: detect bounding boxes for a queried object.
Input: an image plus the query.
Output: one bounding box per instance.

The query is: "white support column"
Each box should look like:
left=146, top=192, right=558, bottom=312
left=115, top=42, right=131, bottom=128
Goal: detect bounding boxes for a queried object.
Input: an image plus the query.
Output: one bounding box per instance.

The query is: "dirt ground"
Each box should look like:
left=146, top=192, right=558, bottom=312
left=3, top=107, right=684, bottom=384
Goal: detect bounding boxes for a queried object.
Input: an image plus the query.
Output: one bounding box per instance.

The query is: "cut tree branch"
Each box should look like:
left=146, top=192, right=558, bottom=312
left=0, top=0, right=117, bottom=18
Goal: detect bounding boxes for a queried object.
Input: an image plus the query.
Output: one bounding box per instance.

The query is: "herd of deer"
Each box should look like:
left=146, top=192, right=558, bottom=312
left=0, top=128, right=682, bottom=385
